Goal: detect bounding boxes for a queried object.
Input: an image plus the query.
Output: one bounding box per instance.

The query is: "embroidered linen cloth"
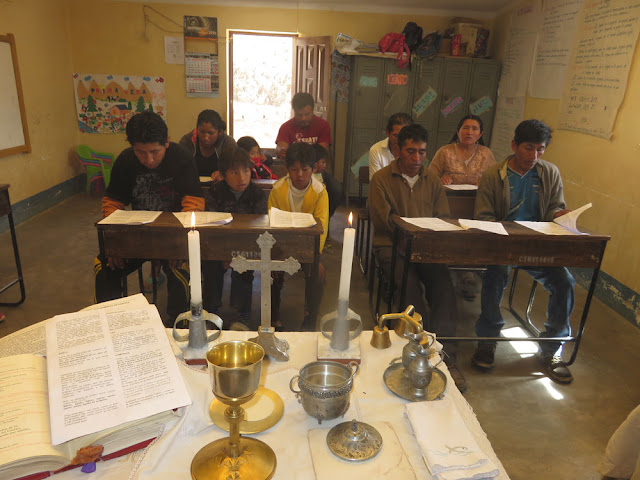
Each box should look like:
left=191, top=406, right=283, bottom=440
left=406, top=396, right=499, bottom=479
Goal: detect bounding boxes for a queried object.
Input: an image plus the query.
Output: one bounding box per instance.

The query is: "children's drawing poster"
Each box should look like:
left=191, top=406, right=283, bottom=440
left=73, top=73, right=167, bottom=134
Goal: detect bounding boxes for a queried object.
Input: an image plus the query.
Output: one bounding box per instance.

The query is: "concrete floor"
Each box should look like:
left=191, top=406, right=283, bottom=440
left=0, top=193, right=638, bottom=479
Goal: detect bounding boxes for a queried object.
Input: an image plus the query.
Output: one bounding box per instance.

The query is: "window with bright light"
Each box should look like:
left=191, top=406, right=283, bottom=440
left=230, top=33, right=294, bottom=149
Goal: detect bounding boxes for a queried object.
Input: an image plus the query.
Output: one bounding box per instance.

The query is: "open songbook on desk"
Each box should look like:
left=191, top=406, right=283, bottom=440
left=0, top=300, right=191, bottom=480
left=269, top=207, right=316, bottom=228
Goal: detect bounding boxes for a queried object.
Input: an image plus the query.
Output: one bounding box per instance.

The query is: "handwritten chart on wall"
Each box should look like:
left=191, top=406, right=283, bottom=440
left=0, top=34, right=30, bottom=158
left=559, top=1, right=640, bottom=139
left=529, top=0, right=582, bottom=99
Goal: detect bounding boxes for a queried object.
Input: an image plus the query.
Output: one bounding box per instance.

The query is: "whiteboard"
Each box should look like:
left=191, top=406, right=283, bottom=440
left=0, top=34, right=30, bottom=158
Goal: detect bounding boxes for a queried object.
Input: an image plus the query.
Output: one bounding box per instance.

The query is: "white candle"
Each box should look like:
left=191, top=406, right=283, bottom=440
left=337, top=212, right=356, bottom=317
left=188, top=212, right=202, bottom=305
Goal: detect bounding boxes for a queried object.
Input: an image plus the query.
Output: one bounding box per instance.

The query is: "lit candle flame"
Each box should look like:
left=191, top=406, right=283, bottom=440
left=348, top=212, right=353, bottom=227
left=190, top=211, right=196, bottom=230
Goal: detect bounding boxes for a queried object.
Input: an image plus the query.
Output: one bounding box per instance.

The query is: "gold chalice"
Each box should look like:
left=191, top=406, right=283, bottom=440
left=191, top=340, right=277, bottom=480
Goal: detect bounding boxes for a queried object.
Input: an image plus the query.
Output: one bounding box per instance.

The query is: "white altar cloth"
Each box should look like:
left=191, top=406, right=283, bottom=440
left=50, top=331, right=510, bottom=480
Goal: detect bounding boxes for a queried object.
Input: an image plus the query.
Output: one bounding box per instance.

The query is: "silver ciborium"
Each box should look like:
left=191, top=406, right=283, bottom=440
left=191, top=341, right=276, bottom=480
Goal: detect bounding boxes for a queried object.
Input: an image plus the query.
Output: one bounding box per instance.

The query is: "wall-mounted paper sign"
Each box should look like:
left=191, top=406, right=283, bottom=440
left=359, top=76, right=378, bottom=88
left=387, top=73, right=408, bottom=85
left=441, top=96, right=463, bottom=117
left=470, top=96, right=493, bottom=115
left=412, top=87, right=438, bottom=118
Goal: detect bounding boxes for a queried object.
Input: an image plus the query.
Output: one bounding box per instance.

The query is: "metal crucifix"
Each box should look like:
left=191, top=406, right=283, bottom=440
left=230, top=231, right=300, bottom=361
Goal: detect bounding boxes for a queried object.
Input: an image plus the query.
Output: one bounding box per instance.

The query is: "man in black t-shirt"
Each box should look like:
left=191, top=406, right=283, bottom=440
left=95, top=112, right=204, bottom=325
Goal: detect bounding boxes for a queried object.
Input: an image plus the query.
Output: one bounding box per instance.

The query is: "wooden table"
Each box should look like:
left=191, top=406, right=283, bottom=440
left=96, top=212, right=322, bottom=310
left=390, top=215, right=610, bottom=364
left=0, top=184, right=26, bottom=306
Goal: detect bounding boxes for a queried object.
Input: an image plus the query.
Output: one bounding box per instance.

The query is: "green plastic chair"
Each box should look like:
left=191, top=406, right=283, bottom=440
left=77, top=145, right=114, bottom=193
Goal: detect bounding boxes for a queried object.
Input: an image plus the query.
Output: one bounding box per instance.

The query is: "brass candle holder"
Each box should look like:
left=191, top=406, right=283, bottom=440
left=191, top=340, right=276, bottom=480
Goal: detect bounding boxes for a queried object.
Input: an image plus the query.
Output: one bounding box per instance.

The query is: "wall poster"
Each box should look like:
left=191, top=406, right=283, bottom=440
left=529, top=0, right=582, bottom=99
left=73, top=73, right=166, bottom=134
left=559, top=0, right=640, bottom=139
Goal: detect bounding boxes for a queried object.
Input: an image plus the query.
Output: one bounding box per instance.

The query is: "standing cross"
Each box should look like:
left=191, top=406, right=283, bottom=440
left=230, top=232, right=300, bottom=360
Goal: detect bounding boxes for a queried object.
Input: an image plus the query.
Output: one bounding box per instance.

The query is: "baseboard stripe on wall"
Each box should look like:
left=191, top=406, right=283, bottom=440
left=0, top=174, right=85, bottom=234
left=570, top=267, right=640, bottom=329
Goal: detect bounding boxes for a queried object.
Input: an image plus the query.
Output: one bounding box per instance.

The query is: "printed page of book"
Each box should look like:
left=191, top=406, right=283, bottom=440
left=0, top=295, right=150, bottom=359
left=0, top=355, right=69, bottom=475
left=400, top=217, right=463, bottom=231
left=172, top=211, right=233, bottom=227
left=45, top=305, right=191, bottom=445
left=269, top=207, right=316, bottom=228
left=97, top=210, right=161, bottom=225
left=516, top=221, right=581, bottom=236
left=459, top=219, right=509, bottom=236
left=553, top=203, right=592, bottom=234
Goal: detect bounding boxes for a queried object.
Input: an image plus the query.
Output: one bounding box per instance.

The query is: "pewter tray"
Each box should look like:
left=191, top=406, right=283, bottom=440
left=383, top=361, right=446, bottom=402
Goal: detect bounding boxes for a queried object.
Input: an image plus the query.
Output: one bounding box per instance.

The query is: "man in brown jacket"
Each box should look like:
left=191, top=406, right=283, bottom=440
left=369, top=124, right=466, bottom=393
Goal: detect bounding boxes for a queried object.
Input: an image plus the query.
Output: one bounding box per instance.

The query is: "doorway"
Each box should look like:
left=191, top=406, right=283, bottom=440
left=229, top=32, right=295, bottom=150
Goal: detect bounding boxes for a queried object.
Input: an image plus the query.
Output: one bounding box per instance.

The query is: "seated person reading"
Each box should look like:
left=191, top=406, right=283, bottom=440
left=237, top=136, right=277, bottom=180
left=428, top=114, right=496, bottom=186
left=179, top=109, right=237, bottom=182
left=369, top=112, right=413, bottom=180
left=369, top=124, right=466, bottom=393
left=275, top=92, right=331, bottom=160
left=95, top=111, right=204, bottom=326
left=269, top=142, right=329, bottom=331
left=312, top=143, right=343, bottom=219
left=472, top=119, right=575, bottom=384
left=202, top=148, right=268, bottom=329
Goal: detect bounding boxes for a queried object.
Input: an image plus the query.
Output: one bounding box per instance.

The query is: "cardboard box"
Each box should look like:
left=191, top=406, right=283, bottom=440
left=449, top=22, right=489, bottom=57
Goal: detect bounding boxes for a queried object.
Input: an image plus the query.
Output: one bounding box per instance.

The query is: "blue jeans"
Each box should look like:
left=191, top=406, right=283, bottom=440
left=475, top=266, right=575, bottom=355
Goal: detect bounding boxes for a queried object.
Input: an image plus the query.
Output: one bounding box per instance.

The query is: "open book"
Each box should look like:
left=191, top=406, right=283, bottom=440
left=269, top=207, right=316, bottom=228
left=0, top=304, right=191, bottom=480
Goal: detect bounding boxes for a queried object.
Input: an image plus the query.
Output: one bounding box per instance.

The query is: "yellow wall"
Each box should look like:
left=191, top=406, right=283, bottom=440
left=0, top=0, right=79, bottom=204
left=2, top=0, right=495, bottom=202
left=67, top=0, right=479, bottom=181
left=493, top=10, right=640, bottom=298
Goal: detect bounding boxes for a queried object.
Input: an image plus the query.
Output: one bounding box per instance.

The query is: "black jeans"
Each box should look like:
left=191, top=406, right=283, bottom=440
left=94, top=256, right=189, bottom=327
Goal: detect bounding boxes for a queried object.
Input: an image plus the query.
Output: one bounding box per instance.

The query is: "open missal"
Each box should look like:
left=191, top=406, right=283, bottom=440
left=0, top=304, right=191, bottom=480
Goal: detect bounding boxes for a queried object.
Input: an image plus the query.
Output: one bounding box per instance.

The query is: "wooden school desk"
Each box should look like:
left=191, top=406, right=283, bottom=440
left=0, top=184, right=26, bottom=306
left=389, top=215, right=610, bottom=365
left=96, top=212, right=322, bottom=312
left=444, top=186, right=476, bottom=219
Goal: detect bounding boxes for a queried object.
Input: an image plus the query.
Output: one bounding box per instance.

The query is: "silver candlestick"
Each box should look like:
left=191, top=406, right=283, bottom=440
left=172, top=303, right=222, bottom=362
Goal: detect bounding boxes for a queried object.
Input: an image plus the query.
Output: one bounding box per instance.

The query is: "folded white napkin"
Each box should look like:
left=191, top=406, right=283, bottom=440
left=406, top=396, right=499, bottom=480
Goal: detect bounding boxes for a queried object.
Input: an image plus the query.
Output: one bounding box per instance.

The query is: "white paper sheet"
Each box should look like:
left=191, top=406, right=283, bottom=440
left=400, top=217, right=463, bottom=231
left=45, top=305, right=191, bottom=445
left=172, top=211, right=232, bottom=227
left=459, top=219, right=509, bottom=235
left=444, top=184, right=478, bottom=191
left=490, top=96, right=526, bottom=162
left=553, top=202, right=592, bottom=234
left=516, top=221, right=580, bottom=235
left=269, top=207, right=316, bottom=228
left=98, top=210, right=161, bottom=225
left=164, top=36, right=184, bottom=64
